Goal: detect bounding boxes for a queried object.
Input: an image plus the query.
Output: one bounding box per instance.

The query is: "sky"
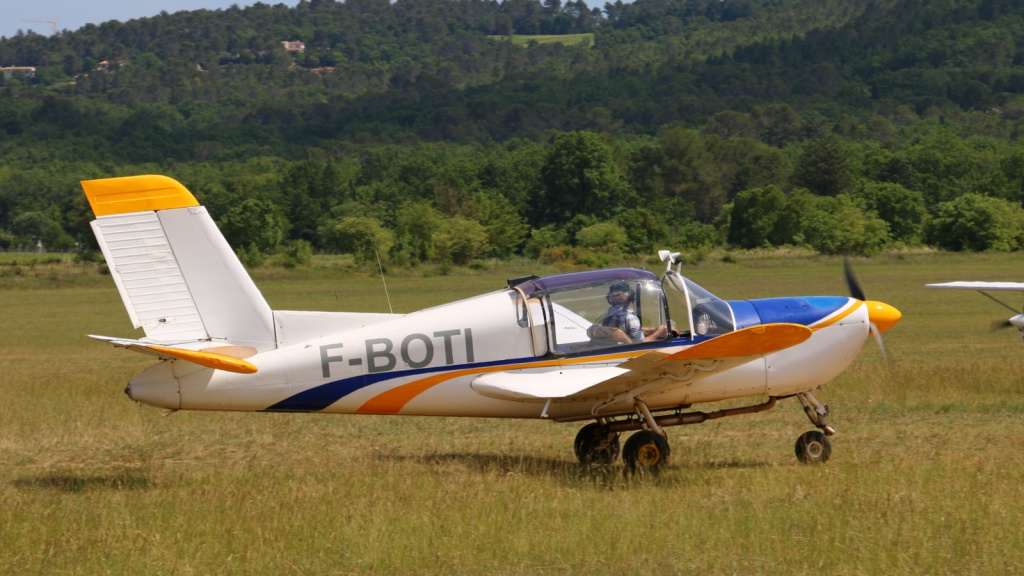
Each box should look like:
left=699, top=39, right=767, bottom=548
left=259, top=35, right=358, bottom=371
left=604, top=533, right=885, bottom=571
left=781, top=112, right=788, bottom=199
left=2, top=1, right=302, bottom=40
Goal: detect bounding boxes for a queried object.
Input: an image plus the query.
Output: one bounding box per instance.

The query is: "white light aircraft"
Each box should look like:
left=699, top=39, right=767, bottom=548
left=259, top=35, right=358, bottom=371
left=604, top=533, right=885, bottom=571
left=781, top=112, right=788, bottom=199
left=83, top=175, right=902, bottom=472
left=927, top=281, right=1024, bottom=337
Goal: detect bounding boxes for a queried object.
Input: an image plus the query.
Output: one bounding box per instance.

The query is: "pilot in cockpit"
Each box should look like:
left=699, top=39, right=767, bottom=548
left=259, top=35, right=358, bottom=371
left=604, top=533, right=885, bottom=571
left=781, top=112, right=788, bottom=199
left=587, top=283, right=669, bottom=344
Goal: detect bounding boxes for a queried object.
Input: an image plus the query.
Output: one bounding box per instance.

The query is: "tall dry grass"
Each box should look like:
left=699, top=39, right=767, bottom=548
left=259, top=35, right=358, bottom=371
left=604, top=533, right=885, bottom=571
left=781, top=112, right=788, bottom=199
left=1, top=253, right=1023, bottom=574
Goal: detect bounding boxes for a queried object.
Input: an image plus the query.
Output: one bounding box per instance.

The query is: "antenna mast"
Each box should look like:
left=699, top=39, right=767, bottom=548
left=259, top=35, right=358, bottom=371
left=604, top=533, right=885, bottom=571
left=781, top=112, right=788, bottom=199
left=375, top=250, right=393, bottom=314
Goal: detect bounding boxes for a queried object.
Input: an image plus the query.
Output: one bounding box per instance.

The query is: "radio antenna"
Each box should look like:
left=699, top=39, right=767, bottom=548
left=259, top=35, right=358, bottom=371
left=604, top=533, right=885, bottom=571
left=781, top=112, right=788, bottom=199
left=375, top=250, right=393, bottom=314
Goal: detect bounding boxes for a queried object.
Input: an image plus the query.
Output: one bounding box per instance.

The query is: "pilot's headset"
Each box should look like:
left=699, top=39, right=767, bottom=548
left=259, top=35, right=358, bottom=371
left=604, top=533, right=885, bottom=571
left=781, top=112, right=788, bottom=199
left=606, top=282, right=635, bottom=304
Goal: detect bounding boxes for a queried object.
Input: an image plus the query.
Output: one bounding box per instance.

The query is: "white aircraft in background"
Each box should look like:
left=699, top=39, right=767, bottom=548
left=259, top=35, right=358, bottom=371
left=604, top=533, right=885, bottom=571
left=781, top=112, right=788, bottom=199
left=82, top=175, right=902, bottom=473
left=927, top=281, right=1024, bottom=337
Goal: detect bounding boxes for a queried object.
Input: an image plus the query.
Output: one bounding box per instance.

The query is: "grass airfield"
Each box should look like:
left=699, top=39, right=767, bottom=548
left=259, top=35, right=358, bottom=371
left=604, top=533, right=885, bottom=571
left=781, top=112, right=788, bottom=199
left=1, top=251, right=1023, bottom=574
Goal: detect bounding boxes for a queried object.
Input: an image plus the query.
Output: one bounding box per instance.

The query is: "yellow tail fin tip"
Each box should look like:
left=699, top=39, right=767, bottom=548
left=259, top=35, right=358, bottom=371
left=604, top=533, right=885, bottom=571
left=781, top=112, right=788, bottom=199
left=82, top=175, right=199, bottom=217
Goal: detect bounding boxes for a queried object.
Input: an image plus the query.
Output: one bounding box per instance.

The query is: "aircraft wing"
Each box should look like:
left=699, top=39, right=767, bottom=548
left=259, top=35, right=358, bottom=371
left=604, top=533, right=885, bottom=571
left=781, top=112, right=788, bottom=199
left=472, top=323, right=811, bottom=402
left=927, top=281, right=1024, bottom=315
left=927, top=281, right=1024, bottom=291
left=88, top=335, right=259, bottom=374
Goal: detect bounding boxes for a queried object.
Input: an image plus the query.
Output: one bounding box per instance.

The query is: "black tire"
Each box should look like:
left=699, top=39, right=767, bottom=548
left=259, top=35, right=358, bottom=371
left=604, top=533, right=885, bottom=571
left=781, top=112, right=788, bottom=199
left=574, top=422, right=620, bottom=465
left=622, top=430, right=671, bottom=473
left=794, top=430, right=832, bottom=464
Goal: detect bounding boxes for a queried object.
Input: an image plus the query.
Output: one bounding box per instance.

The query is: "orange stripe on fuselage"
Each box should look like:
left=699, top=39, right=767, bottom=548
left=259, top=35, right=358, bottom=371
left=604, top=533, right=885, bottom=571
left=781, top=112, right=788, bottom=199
left=808, top=299, right=860, bottom=331
left=357, top=302, right=859, bottom=415
left=355, top=350, right=642, bottom=415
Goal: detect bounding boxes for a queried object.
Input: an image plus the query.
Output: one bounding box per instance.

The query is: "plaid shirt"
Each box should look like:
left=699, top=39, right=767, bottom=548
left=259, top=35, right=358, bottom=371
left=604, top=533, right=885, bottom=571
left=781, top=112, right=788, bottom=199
left=600, top=304, right=642, bottom=342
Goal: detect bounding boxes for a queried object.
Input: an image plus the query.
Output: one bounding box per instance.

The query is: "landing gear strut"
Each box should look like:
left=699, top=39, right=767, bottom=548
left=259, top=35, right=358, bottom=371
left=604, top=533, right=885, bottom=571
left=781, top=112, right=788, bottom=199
left=622, top=399, right=670, bottom=473
left=795, top=390, right=834, bottom=464
left=574, top=400, right=674, bottom=473
left=571, top=392, right=839, bottom=471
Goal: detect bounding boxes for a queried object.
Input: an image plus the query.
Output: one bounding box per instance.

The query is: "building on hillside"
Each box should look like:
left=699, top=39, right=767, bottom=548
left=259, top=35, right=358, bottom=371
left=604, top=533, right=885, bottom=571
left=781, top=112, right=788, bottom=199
left=97, top=60, right=127, bottom=71
left=281, top=41, right=305, bottom=53
left=0, top=66, right=36, bottom=79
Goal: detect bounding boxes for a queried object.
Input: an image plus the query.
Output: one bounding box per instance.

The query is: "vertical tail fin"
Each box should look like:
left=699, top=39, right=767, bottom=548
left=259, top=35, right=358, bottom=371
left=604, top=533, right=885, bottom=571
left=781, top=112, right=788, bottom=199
left=83, top=175, right=276, bottom=351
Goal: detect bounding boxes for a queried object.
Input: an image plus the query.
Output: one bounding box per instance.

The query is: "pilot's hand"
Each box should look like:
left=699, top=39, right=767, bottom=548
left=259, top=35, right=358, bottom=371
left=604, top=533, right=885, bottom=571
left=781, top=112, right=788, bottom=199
left=643, top=325, right=669, bottom=341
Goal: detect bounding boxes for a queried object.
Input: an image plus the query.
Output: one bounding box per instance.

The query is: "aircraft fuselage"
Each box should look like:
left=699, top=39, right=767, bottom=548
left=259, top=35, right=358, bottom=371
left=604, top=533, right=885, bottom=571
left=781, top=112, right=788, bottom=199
left=126, top=291, right=871, bottom=421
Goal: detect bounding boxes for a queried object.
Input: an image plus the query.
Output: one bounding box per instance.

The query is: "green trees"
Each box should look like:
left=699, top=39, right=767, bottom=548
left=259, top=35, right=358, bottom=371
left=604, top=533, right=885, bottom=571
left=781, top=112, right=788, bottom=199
left=218, top=198, right=286, bottom=255
left=321, top=216, right=394, bottom=264
left=280, top=161, right=350, bottom=246
left=727, top=186, right=798, bottom=249
left=727, top=187, right=889, bottom=256
left=615, top=208, right=666, bottom=254
left=854, top=182, right=927, bottom=244
left=576, top=220, right=627, bottom=249
left=391, top=200, right=442, bottom=265
left=5, top=0, right=1024, bottom=262
left=799, top=194, right=890, bottom=256
left=926, top=194, right=1024, bottom=252
left=434, top=217, right=489, bottom=265
left=539, top=131, right=633, bottom=224
left=792, top=135, right=852, bottom=197
left=465, top=192, right=530, bottom=258
left=10, top=209, right=75, bottom=250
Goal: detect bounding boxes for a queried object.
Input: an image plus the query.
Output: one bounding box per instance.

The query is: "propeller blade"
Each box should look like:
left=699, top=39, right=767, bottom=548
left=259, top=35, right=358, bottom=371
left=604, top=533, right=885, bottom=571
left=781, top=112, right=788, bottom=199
left=844, top=259, right=867, bottom=301
left=991, top=319, right=1013, bottom=331
left=870, top=323, right=888, bottom=361
left=847, top=261, right=893, bottom=361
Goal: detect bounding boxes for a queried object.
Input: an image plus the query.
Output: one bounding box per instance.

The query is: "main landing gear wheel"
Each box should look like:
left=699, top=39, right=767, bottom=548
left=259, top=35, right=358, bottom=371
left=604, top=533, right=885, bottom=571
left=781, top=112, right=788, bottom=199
left=574, top=422, right=621, bottom=465
left=622, top=430, right=671, bottom=474
left=794, top=430, right=832, bottom=464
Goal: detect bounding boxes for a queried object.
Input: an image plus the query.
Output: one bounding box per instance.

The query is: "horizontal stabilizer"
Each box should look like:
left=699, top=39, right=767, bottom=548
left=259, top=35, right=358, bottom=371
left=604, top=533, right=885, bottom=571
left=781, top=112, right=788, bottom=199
left=89, top=335, right=258, bottom=374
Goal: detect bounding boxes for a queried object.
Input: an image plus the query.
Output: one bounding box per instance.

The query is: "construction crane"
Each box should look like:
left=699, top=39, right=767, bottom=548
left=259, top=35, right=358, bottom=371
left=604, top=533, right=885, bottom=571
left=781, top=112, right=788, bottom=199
left=20, top=18, right=58, bottom=35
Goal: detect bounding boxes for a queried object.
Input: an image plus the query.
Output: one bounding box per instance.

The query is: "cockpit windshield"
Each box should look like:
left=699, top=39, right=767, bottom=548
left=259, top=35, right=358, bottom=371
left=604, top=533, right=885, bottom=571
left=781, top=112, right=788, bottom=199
left=661, top=270, right=735, bottom=339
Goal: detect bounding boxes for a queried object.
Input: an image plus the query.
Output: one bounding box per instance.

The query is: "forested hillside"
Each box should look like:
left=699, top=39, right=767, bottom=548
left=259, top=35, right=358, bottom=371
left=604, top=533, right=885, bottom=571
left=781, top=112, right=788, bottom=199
left=2, top=0, right=1024, bottom=266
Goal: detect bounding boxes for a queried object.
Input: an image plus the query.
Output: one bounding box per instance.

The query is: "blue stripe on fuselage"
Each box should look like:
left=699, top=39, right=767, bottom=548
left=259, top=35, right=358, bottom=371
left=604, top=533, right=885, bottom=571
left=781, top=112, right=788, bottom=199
left=264, top=356, right=525, bottom=412
left=264, top=338, right=681, bottom=412
left=728, top=296, right=850, bottom=328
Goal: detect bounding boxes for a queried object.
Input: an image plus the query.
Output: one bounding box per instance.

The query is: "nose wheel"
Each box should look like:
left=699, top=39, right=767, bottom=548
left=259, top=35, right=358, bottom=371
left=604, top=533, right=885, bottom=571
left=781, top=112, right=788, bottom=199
left=794, top=430, right=832, bottom=463
left=795, top=391, right=834, bottom=464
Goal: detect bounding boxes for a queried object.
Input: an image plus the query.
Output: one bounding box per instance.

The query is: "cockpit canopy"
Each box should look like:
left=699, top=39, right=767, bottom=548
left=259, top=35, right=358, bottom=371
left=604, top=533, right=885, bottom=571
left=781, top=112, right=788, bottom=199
left=511, top=267, right=736, bottom=356
left=662, top=269, right=736, bottom=338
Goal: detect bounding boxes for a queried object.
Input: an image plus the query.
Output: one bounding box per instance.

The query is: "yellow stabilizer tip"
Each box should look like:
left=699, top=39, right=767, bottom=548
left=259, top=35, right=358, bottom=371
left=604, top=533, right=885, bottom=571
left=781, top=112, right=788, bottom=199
left=147, top=345, right=258, bottom=374
left=82, top=175, right=199, bottom=217
left=665, top=323, right=812, bottom=360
